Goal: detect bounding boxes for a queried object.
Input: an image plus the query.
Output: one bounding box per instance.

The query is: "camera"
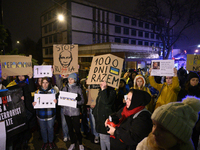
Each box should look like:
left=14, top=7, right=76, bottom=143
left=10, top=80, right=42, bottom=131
left=106, top=114, right=119, bottom=131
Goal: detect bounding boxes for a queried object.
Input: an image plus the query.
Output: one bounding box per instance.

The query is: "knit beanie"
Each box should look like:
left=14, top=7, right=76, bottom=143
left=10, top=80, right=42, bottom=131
left=151, top=96, right=200, bottom=143
left=187, top=71, right=199, bottom=82
left=68, top=73, right=77, bottom=82
left=134, top=75, right=145, bottom=87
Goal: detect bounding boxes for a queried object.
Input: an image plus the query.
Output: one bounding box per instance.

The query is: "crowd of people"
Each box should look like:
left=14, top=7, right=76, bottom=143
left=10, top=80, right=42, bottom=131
left=1, top=65, right=200, bottom=150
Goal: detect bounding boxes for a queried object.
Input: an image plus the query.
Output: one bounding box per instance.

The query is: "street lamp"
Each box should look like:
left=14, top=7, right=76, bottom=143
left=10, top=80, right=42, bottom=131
left=57, top=14, right=64, bottom=22
left=198, top=45, right=200, bottom=48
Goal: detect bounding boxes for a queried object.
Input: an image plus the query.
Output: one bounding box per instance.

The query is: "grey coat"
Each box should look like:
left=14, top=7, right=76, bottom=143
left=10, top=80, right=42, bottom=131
left=55, top=75, right=84, bottom=116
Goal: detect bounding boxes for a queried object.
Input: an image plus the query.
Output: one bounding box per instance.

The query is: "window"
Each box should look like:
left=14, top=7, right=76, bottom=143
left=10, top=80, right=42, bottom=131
left=151, top=33, right=154, bottom=39
left=44, top=14, right=47, bottom=22
left=115, top=15, right=121, bottom=22
left=45, top=37, right=48, bottom=44
left=115, top=37, right=121, bottom=43
left=45, top=48, right=48, bottom=55
left=124, top=17, right=129, bottom=24
left=131, top=39, right=136, bottom=44
left=124, top=27, right=129, bottom=35
left=123, top=38, right=129, bottom=44
left=53, top=34, right=57, bottom=43
left=131, top=29, right=136, bottom=36
left=151, top=24, right=155, bottom=30
left=156, top=42, right=159, bottom=47
left=156, top=34, right=159, bottom=40
left=49, top=23, right=52, bottom=32
left=145, top=23, right=149, bottom=29
left=139, top=21, right=143, bottom=27
left=53, top=22, right=57, bottom=31
left=131, top=19, right=137, bottom=26
left=48, top=11, right=52, bottom=20
left=144, top=41, right=149, bottom=46
left=49, top=47, right=53, bottom=54
left=138, top=41, right=143, bottom=45
left=139, top=31, right=143, bottom=37
left=115, top=26, right=121, bottom=33
left=150, top=42, right=154, bottom=46
left=44, top=26, right=47, bottom=33
left=49, top=36, right=52, bottom=43
left=145, top=32, right=149, bottom=38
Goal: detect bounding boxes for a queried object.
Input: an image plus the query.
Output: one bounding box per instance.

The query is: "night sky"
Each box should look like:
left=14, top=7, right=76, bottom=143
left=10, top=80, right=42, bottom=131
left=2, top=0, right=200, bottom=51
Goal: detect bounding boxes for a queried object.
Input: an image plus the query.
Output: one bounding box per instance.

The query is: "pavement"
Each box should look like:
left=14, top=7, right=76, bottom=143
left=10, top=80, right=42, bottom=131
left=28, top=129, right=101, bottom=150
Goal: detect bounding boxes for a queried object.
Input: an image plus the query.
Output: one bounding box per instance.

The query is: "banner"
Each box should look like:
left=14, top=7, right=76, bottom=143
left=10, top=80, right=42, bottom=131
left=53, top=44, right=78, bottom=75
left=34, top=94, right=56, bottom=109
left=33, top=65, right=52, bottom=78
left=186, top=54, right=200, bottom=71
left=87, top=54, right=124, bottom=89
left=151, top=60, right=174, bottom=76
left=0, top=55, right=32, bottom=76
left=0, top=88, right=26, bottom=138
left=58, top=91, right=77, bottom=108
left=86, top=89, right=99, bottom=106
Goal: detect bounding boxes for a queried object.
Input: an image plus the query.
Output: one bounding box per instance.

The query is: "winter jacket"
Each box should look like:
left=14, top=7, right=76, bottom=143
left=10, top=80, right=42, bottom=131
left=136, top=137, right=194, bottom=150
left=55, top=75, right=84, bottom=116
left=149, top=76, right=180, bottom=109
left=93, top=88, right=116, bottom=134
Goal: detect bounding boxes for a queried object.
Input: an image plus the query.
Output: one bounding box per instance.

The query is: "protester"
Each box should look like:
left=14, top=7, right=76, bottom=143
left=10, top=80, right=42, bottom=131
left=55, top=73, right=85, bottom=150
left=32, top=77, right=57, bottom=150
left=149, top=68, right=180, bottom=109
left=128, top=70, right=138, bottom=88
left=105, top=89, right=152, bottom=150
left=177, top=71, right=200, bottom=150
left=93, top=81, right=116, bottom=150
left=136, top=96, right=200, bottom=150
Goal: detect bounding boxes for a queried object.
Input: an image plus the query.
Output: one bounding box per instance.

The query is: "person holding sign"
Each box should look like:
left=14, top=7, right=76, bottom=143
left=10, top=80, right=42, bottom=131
left=32, top=77, right=57, bottom=150
left=149, top=68, right=180, bottom=110
left=92, top=81, right=116, bottom=150
left=55, top=73, right=85, bottom=150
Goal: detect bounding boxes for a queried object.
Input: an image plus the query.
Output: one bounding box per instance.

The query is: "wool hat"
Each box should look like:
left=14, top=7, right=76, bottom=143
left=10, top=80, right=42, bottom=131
left=134, top=75, right=145, bottom=87
left=187, top=71, right=199, bottom=82
left=151, top=96, right=200, bottom=143
left=68, top=73, right=77, bottom=82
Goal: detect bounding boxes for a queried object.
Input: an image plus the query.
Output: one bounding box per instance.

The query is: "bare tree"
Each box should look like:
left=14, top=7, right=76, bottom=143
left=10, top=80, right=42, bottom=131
left=135, top=0, right=200, bottom=59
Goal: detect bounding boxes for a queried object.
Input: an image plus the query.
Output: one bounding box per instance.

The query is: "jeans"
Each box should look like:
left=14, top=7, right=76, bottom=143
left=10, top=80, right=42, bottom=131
left=61, top=107, right=69, bottom=138
left=89, top=108, right=99, bottom=137
left=99, top=134, right=110, bottom=150
left=38, top=116, right=55, bottom=143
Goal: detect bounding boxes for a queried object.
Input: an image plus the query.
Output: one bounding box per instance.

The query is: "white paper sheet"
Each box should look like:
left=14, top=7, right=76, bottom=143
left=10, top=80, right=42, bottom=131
left=0, top=121, right=6, bottom=150
left=34, top=94, right=56, bottom=109
left=58, top=91, right=77, bottom=108
left=151, top=60, right=174, bottom=76
left=33, top=65, right=52, bottom=78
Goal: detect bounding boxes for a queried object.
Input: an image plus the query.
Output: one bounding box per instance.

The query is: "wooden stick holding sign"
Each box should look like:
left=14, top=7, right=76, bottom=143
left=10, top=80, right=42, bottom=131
left=58, top=91, right=77, bottom=108
left=87, top=54, right=124, bottom=89
left=33, top=65, right=52, bottom=78
left=34, top=94, right=56, bottom=109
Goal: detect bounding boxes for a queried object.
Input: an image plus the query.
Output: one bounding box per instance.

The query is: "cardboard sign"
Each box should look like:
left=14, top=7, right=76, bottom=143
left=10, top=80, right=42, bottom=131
left=186, top=54, right=200, bottom=71
left=86, top=89, right=99, bottom=105
left=151, top=60, right=174, bottom=76
left=34, top=94, right=56, bottom=109
left=33, top=65, right=52, bottom=78
left=87, top=54, right=124, bottom=89
left=58, top=91, right=77, bottom=108
left=0, top=55, right=32, bottom=76
left=0, top=88, right=26, bottom=138
left=53, top=44, right=78, bottom=75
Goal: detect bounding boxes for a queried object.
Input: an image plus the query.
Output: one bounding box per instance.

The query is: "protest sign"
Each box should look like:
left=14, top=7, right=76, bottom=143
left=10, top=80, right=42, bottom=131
left=151, top=60, right=174, bottom=76
left=0, top=55, right=32, bottom=76
left=86, top=89, right=99, bottom=105
left=34, top=94, right=56, bottom=109
left=53, top=44, right=78, bottom=75
left=0, top=121, right=6, bottom=150
left=0, top=88, right=26, bottom=138
left=58, top=91, right=77, bottom=108
left=33, top=65, right=52, bottom=78
left=87, top=54, right=124, bottom=89
left=186, top=54, right=200, bottom=71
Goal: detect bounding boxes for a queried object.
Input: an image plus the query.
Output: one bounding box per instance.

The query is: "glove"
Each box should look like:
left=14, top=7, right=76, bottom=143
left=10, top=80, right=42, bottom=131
left=75, top=94, right=81, bottom=101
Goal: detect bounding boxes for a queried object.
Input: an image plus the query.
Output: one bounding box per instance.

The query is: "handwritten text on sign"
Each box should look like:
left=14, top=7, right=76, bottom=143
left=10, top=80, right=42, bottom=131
left=34, top=94, right=56, bottom=109
left=87, top=54, right=124, bottom=89
left=33, top=65, right=52, bottom=78
left=186, top=54, right=200, bottom=71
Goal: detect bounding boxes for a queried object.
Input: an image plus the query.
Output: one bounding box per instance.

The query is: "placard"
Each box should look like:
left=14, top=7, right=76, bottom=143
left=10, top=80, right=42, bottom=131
left=58, top=91, right=77, bottom=108
left=53, top=44, right=78, bottom=75
left=33, top=65, right=52, bottom=78
left=34, top=94, right=56, bottom=109
left=86, top=89, right=99, bottom=105
left=0, top=121, right=6, bottom=150
left=0, top=55, right=32, bottom=76
left=87, top=54, right=124, bottom=89
left=186, top=54, right=200, bottom=71
left=151, top=60, right=174, bottom=76
left=0, top=88, right=26, bottom=138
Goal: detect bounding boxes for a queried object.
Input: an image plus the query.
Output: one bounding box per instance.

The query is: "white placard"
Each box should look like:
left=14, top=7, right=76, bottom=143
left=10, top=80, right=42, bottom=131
left=58, top=91, right=77, bottom=108
left=33, top=65, right=52, bottom=78
left=34, top=94, right=56, bottom=109
left=0, top=121, right=6, bottom=150
left=151, top=60, right=174, bottom=76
